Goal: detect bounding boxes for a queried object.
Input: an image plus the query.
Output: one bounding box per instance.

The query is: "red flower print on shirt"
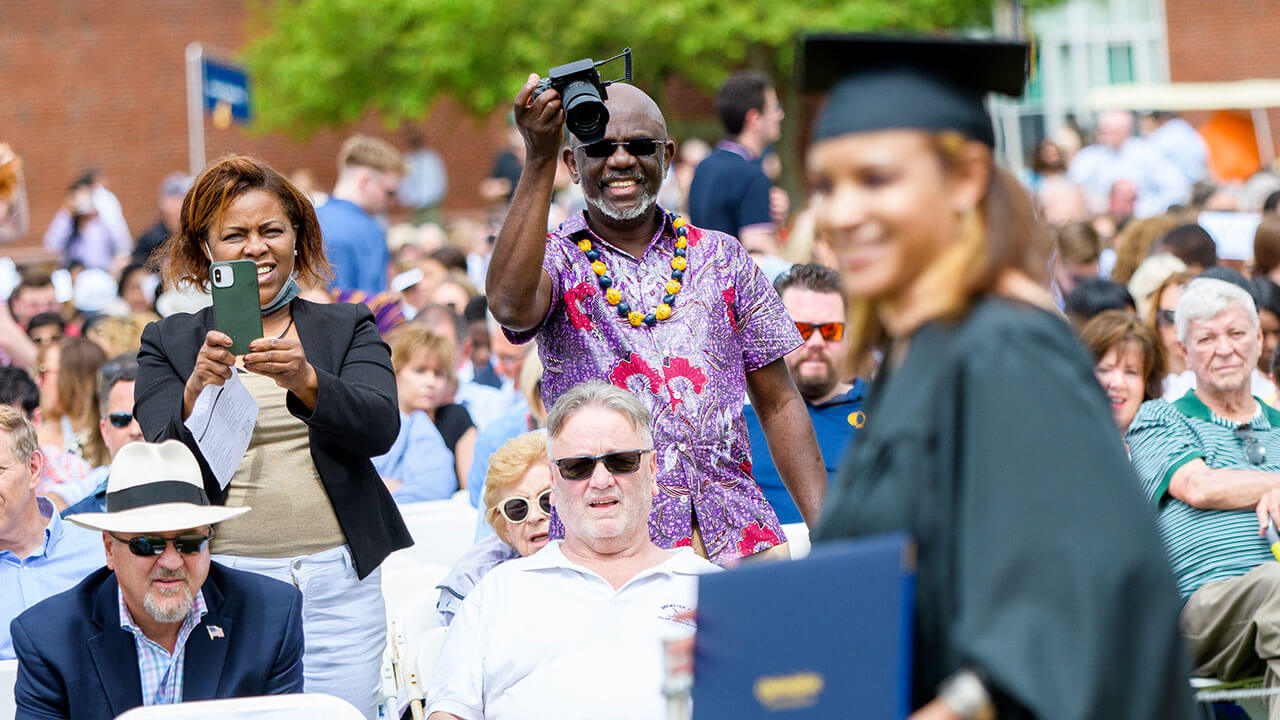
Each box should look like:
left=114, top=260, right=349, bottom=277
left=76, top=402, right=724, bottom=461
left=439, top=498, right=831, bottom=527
left=609, top=353, right=662, bottom=394
left=686, top=225, right=703, bottom=248
left=722, top=288, right=738, bottom=332
left=673, top=537, right=693, bottom=548
left=736, top=521, right=779, bottom=557
left=662, top=357, right=708, bottom=411
left=563, top=280, right=598, bottom=331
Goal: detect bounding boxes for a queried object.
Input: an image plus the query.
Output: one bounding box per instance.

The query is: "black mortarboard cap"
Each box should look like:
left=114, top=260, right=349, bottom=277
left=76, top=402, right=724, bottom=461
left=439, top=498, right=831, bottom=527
left=800, top=33, right=1030, bottom=147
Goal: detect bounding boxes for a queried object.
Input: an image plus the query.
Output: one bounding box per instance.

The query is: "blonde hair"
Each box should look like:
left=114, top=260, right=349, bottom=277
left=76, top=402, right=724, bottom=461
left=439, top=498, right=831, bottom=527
left=843, top=132, right=1050, bottom=359
left=85, top=312, right=161, bottom=358
left=0, top=404, right=39, bottom=464
left=387, top=325, right=456, bottom=382
left=338, top=135, right=407, bottom=175
left=482, top=431, right=549, bottom=535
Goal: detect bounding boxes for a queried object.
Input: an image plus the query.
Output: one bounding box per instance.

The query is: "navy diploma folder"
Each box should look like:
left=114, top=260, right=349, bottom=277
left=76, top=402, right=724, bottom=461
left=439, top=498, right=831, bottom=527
left=692, top=532, right=915, bottom=718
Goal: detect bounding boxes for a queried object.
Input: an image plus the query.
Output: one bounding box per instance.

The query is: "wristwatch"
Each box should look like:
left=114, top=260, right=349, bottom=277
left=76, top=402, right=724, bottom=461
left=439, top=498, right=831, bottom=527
left=938, top=670, right=995, bottom=720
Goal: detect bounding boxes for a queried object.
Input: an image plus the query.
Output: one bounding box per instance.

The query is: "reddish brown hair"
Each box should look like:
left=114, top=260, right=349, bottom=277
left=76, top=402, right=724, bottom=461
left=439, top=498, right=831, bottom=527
left=160, top=155, right=331, bottom=291
left=1079, top=309, right=1166, bottom=401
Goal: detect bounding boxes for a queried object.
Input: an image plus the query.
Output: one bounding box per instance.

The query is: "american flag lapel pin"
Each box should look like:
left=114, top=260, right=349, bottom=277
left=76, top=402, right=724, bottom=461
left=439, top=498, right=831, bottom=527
left=207, top=625, right=225, bottom=640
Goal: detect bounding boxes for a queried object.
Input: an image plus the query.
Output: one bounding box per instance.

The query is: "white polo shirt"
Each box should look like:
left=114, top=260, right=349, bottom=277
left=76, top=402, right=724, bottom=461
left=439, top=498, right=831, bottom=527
left=425, top=540, right=718, bottom=720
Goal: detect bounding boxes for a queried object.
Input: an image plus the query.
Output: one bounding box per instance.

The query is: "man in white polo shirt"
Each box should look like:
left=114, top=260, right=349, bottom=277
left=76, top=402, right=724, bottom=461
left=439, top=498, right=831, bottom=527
left=426, top=381, right=719, bottom=720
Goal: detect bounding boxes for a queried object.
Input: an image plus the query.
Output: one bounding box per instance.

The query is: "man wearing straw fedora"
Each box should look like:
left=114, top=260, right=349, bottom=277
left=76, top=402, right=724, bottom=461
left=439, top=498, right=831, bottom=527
left=10, top=440, right=305, bottom=720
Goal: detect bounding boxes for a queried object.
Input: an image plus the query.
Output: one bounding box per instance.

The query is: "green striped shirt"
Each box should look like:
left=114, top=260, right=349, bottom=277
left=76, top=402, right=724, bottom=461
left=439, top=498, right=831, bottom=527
left=1127, top=389, right=1280, bottom=599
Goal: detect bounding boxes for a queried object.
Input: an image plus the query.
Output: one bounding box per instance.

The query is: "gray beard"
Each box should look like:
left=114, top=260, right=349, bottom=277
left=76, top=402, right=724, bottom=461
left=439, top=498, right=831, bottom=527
left=587, top=159, right=666, bottom=222
left=144, top=585, right=193, bottom=623
left=589, top=185, right=659, bottom=222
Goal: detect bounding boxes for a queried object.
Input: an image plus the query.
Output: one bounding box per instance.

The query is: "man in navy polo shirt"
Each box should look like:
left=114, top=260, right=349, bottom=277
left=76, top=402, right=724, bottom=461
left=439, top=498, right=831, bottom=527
left=687, top=71, right=784, bottom=256
left=745, top=263, right=866, bottom=524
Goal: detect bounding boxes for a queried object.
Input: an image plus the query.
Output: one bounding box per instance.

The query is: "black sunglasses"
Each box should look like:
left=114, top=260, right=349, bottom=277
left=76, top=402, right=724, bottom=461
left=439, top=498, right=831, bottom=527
left=499, top=489, right=552, bottom=524
left=1235, top=426, right=1267, bottom=466
left=109, top=531, right=213, bottom=557
left=794, top=321, right=845, bottom=342
left=1156, top=309, right=1177, bottom=328
left=573, top=138, right=663, bottom=159
left=554, top=449, right=650, bottom=481
left=107, top=412, right=134, bottom=428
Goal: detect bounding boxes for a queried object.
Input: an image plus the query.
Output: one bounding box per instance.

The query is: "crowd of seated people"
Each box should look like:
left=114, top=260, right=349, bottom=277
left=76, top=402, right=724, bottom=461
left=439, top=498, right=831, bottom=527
left=10, top=36, right=1280, bottom=719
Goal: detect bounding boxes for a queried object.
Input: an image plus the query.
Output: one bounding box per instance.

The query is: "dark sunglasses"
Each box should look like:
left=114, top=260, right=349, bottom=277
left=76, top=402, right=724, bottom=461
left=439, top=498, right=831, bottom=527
left=109, top=531, right=214, bottom=557
left=1235, top=426, right=1267, bottom=466
left=498, top=489, right=552, bottom=524
left=554, top=449, right=650, bottom=481
left=1156, top=309, right=1176, bottom=328
left=107, top=412, right=134, bottom=428
left=573, top=138, right=663, bottom=159
left=794, top=321, right=845, bottom=342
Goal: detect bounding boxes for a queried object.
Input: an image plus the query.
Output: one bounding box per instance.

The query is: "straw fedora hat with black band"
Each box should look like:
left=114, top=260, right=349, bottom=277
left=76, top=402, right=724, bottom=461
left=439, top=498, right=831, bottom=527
left=65, top=440, right=249, bottom=534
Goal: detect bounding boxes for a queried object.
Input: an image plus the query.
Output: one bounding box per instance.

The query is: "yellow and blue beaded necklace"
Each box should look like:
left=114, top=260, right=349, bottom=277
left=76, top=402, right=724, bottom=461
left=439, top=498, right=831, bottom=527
left=576, top=212, right=689, bottom=327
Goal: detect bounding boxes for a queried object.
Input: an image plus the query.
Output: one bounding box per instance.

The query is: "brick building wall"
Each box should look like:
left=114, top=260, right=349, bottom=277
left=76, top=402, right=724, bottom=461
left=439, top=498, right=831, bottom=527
left=1164, top=0, right=1280, bottom=158
left=1, top=2, right=513, bottom=262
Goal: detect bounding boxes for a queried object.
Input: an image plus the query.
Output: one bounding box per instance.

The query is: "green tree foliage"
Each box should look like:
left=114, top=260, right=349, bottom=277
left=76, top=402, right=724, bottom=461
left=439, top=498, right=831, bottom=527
left=242, top=0, right=1058, bottom=137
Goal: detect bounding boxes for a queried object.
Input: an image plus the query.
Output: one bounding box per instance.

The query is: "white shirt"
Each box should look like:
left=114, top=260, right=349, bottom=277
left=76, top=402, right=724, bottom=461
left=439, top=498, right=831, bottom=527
left=1068, top=138, right=1191, bottom=218
left=426, top=541, right=718, bottom=720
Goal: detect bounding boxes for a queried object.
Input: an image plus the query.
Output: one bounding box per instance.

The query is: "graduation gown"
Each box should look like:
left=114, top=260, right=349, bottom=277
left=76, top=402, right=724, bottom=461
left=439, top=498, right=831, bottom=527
left=813, top=297, right=1194, bottom=719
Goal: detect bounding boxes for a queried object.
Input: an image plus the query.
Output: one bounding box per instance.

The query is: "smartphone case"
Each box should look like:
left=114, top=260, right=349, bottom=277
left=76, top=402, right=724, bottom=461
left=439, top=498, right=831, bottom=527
left=210, top=259, right=263, bottom=355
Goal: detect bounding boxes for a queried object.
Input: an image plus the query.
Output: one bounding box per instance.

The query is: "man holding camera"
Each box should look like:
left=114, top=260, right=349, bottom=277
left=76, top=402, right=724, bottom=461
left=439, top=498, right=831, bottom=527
left=486, top=71, right=825, bottom=564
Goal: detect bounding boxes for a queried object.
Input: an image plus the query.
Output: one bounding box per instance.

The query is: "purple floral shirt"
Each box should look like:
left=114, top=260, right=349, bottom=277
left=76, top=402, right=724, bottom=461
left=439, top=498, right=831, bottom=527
left=505, top=210, right=802, bottom=564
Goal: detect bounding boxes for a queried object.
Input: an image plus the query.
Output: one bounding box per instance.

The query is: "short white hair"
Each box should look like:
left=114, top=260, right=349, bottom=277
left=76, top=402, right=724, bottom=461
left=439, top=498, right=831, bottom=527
left=1176, top=278, right=1258, bottom=345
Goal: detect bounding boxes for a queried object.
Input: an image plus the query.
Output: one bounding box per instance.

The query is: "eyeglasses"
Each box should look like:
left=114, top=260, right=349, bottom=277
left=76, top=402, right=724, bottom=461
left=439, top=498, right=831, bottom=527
left=1235, top=426, right=1268, bottom=465
left=498, top=489, right=552, bottom=524
left=1156, top=309, right=1176, bottom=328
left=794, top=321, right=845, bottom=342
left=554, top=449, right=650, bottom=481
left=572, top=138, right=663, bottom=159
left=107, top=412, right=134, bottom=428
left=109, top=531, right=214, bottom=557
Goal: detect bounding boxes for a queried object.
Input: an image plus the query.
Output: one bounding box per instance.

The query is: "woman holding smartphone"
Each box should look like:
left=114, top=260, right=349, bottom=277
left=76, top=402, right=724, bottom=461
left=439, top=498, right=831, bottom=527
left=802, top=35, right=1192, bottom=720
left=134, top=155, right=410, bottom=718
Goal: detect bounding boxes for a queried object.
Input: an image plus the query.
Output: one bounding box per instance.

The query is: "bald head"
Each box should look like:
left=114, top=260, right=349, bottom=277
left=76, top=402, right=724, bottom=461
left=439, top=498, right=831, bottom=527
left=1097, top=110, right=1134, bottom=150
left=569, top=83, right=668, bottom=144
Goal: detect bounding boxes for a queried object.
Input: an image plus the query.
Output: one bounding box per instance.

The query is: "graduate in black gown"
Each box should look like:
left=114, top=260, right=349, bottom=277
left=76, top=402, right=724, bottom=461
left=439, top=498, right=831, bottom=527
left=801, top=34, right=1194, bottom=720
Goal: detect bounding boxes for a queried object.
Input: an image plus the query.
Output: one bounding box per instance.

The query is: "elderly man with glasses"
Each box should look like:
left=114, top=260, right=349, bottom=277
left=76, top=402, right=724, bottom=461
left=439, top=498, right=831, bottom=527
left=1129, top=277, right=1280, bottom=709
left=10, top=440, right=303, bottom=720
left=426, top=381, right=719, bottom=720
left=487, top=74, right=826, bottom=566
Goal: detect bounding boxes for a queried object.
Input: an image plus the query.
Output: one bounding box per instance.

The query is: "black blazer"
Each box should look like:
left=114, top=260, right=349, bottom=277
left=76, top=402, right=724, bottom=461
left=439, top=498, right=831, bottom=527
left=12, top=563, right=304, bottom=720
left=134, top=298, right=412, bottom=578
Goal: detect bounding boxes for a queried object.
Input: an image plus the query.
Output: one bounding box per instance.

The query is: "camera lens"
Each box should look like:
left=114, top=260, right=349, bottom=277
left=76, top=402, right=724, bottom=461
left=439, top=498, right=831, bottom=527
left=561, top=79, right=610, bottom=144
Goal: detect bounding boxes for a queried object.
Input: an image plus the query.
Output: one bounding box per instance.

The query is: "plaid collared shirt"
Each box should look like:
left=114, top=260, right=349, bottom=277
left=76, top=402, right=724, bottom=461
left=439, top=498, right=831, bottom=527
left=117, top=586, right=208, bottom=705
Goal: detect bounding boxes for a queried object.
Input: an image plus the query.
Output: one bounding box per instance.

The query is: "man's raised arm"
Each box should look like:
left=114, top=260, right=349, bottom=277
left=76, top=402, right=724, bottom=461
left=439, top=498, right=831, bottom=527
left=486, top=74, right=564, bottom=333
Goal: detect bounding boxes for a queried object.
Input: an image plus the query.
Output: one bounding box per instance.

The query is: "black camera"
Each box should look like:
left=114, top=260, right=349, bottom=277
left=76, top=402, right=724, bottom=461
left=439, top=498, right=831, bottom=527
left=532, top=48, right=633, bottom=144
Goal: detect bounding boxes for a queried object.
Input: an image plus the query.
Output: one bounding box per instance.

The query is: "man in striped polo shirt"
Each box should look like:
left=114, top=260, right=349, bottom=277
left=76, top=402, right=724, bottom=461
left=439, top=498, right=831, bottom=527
left=1128, top=277, right=1280, bottom=703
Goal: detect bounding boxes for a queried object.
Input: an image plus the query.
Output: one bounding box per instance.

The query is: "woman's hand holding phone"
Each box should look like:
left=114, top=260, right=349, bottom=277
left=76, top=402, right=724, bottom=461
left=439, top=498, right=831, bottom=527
left=244, top=336, right=320, bottom=410
left=182, top=330, right=235, bottom=420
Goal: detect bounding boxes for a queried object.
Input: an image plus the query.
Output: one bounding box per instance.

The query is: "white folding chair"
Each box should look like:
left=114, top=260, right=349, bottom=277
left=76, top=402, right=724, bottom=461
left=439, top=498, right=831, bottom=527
left=781, top=522, right=811, bottom=559
left=113, top=692, right=364, bottom=719
left=406, top=626, right=450, bottom=713
left=395, top=497, right=479, bottom=568
left=1191, top=676, right=1272, bottom=719
left=0, top=659, right=18, bottom=719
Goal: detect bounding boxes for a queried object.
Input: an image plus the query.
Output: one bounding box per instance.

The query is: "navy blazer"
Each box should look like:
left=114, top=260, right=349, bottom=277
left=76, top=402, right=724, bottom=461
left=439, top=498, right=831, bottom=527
left=11, top=562, right=304, bottom=720
left=134, top=298, right=413, bottom=578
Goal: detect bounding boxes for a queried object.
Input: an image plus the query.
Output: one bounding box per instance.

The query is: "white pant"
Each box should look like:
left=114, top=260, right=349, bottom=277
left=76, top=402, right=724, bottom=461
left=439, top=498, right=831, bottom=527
left=213, top=545, right=385, bottom=719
